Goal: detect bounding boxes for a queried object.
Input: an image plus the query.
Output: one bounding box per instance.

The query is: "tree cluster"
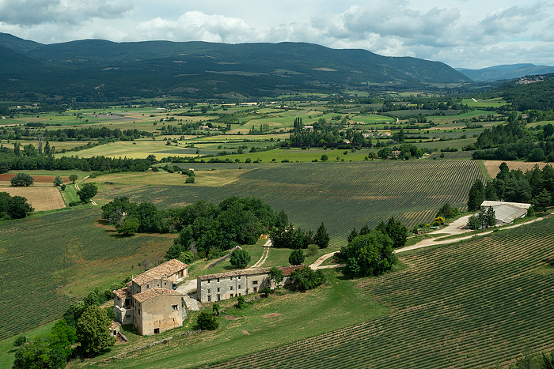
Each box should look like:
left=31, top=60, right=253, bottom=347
left=270, top=215, right=330, bottom=250
left=10, top=172, right=34, bottom=186
left=467, top=207, right=496, bottom=230
left=436, top=202, right=460, bottom=219
left=0, top=192, right=33, bottom=220
left=468, top=163, right=554, bottom=212
left=338, top=230, right=398, bottom=278
left=378, top=143, right=425, bottom=160
left=102, top=196, right=279, bottom=258
left=289, top=267, right=326, bottom=291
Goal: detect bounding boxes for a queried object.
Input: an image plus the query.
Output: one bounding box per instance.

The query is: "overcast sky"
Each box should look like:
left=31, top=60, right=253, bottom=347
left=0, top=0, right=552, bottom=69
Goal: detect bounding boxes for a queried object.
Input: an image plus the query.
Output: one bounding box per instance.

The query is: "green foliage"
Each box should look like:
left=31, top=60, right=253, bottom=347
left=12, top=320, right=76, bottom=369
left=261, top=286, right=272, bottom=297
left=236, top=296, right=247, bottom=309
left=467, top=206, right=496, bottom=230
left=10, top=172, right=34, bottom=187
left=101, top=197, right=137, bottom=226
left=375, top=217, right=408, bottom=249
left=289, top=249, right=305, bottom=266
left=338, top=230, right=397, bottom=278
left=306, top=244, right=319, bottom=257
left=53, top=175, right=64, bottom=186
left=314, top=222, right=330, bottom=248
left=269, top=267, right=284, bottom=285
left=13, top=336, right=26, bottom=347
left=229, top=249, right=251, bottom=268
left=0, top=192, right=34, bottom=220
left=436, top=202, right=459, bottom=219
left=289, top=267, right=325, bottom=291
left=69, top=174, right=78, bottom=183
left=76, top=305, right=115, bottom=357
left=115, top=216, right=139, bottom=235
left=77, top=183, right=98, bottom=203
left=467, top=179, right=485, bottom=211
left=195, top=311, right=219, bottom=331
left=212, top=304, right=220, bottom=316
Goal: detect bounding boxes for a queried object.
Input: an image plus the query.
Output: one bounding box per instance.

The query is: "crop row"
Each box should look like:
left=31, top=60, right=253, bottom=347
left=202, top=217, right=554, bottom=369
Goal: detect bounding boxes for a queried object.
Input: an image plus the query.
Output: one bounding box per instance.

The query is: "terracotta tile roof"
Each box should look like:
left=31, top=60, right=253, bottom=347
left=132, top=259, right=187, bottom=286
left=197, top=265, right=305, bottom=281
left=113, top=287, right=131, bottom=299
left=133, top=288, right=182, bottom=303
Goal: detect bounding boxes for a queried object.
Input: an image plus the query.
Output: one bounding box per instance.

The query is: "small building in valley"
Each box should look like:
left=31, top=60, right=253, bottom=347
left=113, top=259, right=188, bottom=335
left=480, top=201, right=531, bottom=225
left=196, top=265, right=303, bottom=303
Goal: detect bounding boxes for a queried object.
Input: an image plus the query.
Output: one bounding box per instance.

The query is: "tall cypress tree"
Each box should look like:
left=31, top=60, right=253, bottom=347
left=467, top=179, right=485, bottom=211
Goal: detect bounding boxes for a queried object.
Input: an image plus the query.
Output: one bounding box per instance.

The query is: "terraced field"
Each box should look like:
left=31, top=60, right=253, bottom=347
left=203, top=216, right=554, bottom=369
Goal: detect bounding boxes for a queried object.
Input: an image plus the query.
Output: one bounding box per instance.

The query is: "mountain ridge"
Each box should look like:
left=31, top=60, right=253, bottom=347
left=0, top=32, right=471, bottom=99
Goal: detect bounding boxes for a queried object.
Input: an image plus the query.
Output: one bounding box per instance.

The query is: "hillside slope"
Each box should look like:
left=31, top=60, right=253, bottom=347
left=0, top=33, right=471, bottom=99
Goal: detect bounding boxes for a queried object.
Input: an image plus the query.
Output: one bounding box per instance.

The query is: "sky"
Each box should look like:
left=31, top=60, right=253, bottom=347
left=0, top=0, right=552, bottom=69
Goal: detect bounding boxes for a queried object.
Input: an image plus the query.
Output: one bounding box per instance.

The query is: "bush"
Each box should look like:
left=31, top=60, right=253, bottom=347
left=195, top=311, right=219, bottom=330
left=289, top=249, right=305, bottom=265
left=289, top=267, right=326, bottom=291
left=10, top=173, right=34, bottom=187
left=185, top=176, right=195, bottom=183
left=230, top=249, right=251, bottom=268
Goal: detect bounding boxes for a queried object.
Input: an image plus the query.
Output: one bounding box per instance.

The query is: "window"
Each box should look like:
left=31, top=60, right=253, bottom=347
left=172, top=304, right=178, bottom=311
left=217, top=278, right=220, bottom=282
left=154, top=328, right=160, bottom=334
left=230, top=276, right=233, bottom=281
left=252, top=280, right=258, bottom=285
left=207, top=295, right=211, bottom=302
left=238, top=285, right=241, bottom=289
left=207, top=279, right=210, bottom=283
left=238, top=276, right=241, bottom=280
left=230, top=286, right=233, bottom=291
left=207, top=289, right=211, bottom=294
left=217, top=287, right=220, bottom=292
left=217, top=294, right=221, bottom=301
left=230, top=294, right=234, bottom=298
left=146, top=284, right=150, bottom=289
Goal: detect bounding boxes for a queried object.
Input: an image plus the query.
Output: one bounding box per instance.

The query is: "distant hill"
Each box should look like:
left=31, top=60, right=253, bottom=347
left=0, top=33, right=471, bottom=100
left=457, top=63, right=554, bottom=82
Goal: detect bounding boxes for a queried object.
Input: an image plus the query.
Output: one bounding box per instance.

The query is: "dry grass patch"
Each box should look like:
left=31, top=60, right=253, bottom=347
left=485, top=160, right=550, bottom=178
left=0, top=186, right=65, bottom=211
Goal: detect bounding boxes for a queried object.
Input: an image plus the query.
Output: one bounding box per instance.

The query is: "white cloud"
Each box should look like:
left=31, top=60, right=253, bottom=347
left=0, top=0, right=133, bottom=25
left=0, top=0, right=552, bottom=68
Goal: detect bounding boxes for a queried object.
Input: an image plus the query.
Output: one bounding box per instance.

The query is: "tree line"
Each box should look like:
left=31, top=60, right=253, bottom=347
left=467, top=163, right=554, bottom=212
left=0, top=145, right=154, bottom=174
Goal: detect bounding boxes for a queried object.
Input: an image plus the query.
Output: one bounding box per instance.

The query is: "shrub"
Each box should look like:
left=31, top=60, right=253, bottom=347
left=195, top=311, right=218, bottom=330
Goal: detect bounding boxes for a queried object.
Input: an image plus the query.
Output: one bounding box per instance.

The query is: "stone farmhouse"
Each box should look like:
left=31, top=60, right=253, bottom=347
left=113, top=259, right=188, bottom=336
left=197, top=265, right=303, bottom=303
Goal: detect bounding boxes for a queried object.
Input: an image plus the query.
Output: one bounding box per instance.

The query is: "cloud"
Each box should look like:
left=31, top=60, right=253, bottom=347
left=126, top=11, right=254, bottom=43
left=0, top=0, right=133, bottom=26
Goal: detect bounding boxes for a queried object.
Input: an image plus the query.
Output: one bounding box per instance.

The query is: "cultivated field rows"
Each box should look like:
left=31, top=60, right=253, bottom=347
left=202, top=217, right=554, bottom=368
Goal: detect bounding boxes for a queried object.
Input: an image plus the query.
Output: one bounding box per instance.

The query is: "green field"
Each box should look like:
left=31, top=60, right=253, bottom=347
left=0, top=207, right=174, bottom=340
left=95, top=160, right=486, bottom=243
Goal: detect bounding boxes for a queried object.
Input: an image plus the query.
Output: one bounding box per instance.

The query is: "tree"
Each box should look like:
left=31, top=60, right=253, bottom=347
left=314, top=222, right=330, bottom=248
left=261, top=286, right=272, bottom=297
left=289, top=249, right=305, bottom=265
left=69, top=174, right=78, bottom=184
left=53, top=175, right=64, bottom=187
left=320, top=154, right=329, bottom=161
left=212, top=304, right=220, bottom=316
left=532, top=188, right=551, bottom=212
left=194, top=311, right=218, bottom=330
left=376, top=217, right=408, bottom=249
left=436, top=203, right=459, bottom=219
left=77, top=183, right=98, bottom=203
left=75, top=305, right=115, bottom=357
left=116, top=216, right=140, bottom=235
left=269, top=267, right=284, bottom=286
left=10, top=173, right=34, bottom=187
left=229, top=249, right=251, bottom=268
left=338, top=230, right=397, bottom=278
left=467, top=179, right=485, bottom=211
left=289, top=267, right=325, bottom=291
